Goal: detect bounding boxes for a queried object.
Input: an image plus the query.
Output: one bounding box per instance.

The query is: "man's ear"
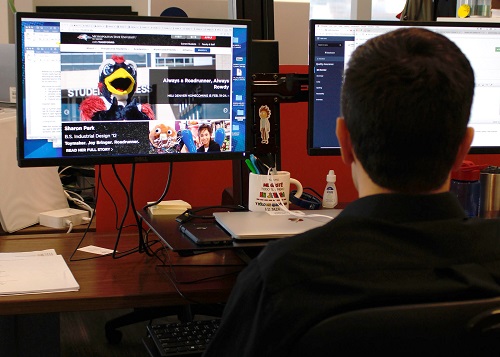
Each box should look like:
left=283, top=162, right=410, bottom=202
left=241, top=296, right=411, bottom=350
left=336, top=117, right=355, bottom=165
left=452, top=127, right=474, bottom=171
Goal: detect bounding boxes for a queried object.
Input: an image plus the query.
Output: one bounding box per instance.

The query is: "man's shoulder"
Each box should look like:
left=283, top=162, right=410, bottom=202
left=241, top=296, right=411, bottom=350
left=256, top=216, right=354, bottom=270
left=257, top=212, right=500, bottom=275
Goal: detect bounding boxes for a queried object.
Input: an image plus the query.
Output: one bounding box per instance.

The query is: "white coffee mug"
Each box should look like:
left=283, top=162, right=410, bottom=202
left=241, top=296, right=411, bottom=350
left=248, top=171, right=303, bottom=212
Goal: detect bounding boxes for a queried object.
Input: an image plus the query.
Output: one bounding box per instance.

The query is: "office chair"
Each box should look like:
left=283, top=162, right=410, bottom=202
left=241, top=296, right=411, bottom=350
left=290, top=297, right=500, bottom=357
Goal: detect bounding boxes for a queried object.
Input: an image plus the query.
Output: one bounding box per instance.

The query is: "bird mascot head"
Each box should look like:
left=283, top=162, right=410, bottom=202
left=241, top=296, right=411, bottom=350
left=98, top=54, right=138, bottom=105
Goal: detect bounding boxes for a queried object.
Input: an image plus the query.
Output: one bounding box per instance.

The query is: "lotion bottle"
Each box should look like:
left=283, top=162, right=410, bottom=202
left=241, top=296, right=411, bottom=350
left=322, top=170, right=338, bottom=208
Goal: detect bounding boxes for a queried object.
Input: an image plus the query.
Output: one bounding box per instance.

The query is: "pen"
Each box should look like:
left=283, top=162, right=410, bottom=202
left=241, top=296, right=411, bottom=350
left=252, top=154, right=270, bottom=174
left=245, top=158, right=258, bottom=174
left=249, top=154, right=261, bottom=174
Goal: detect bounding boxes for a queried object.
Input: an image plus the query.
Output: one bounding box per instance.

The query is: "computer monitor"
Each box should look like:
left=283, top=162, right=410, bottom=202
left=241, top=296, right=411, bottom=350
left=16, top=12, right=251, bottom=167
left=308, top=20, right=500, bottom=156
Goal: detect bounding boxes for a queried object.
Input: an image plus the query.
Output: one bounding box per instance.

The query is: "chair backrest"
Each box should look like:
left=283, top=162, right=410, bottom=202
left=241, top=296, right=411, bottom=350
left=290, top=297, right=500, bottom=357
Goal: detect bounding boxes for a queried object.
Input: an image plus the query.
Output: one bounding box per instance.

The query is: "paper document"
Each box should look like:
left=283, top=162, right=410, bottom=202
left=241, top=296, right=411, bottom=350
left=0, top=254, right=79, bottom=296
left=78, top=245, right=115, bottom=255
left=0, top=249, right=57, bottom=260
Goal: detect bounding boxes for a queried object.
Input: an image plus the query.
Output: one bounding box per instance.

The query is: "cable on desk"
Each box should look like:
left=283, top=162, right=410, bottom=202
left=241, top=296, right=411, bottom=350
left=109, top=164, right=160, bottom=259
left=176, top=204, right=247, bottom=223
left=65, top=220, right=74, bottom=234
left=67, top=166, right=157, bottom=261
left=64, top=189, right=94, bottom=215
left=130, top=162, right=175, bottom=257
left=94, top=165, right=121, bottom=230
left=109, top=162, right=174, bottom=259
left=69, top=167, right=109, bottom=262
left=141, top=161, right=174, bottom=212
left=59, top=165, right=96, bottom=202
left=69, top=164, right=165, bottom=261
left=143, top=228, right=162, bottom=249
left=133, top=162, right=175, bottom=257
left=106, top=164, right=142, bottom=259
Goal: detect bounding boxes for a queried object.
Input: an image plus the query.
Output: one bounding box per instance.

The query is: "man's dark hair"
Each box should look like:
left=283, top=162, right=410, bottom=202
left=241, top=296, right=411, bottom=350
left=341, top=27, right=474, bottom=193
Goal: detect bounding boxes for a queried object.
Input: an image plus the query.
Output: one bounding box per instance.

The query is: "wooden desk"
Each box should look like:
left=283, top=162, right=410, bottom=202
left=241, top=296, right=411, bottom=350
left=0, top=220, right=96, bottom=235
left=0, top=231, right=245, bottom=315
left=0, top=231, right=245, bottom=356
left=138, top=208, right=278, bottom=254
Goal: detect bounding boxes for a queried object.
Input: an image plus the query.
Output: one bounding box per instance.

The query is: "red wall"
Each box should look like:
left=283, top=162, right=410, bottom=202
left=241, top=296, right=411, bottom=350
left=95, top=65, right=500, bottom=231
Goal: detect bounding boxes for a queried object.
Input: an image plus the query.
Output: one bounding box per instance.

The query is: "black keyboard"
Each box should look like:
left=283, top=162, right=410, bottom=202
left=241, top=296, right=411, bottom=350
left=146, top=319, right=221, bottom=356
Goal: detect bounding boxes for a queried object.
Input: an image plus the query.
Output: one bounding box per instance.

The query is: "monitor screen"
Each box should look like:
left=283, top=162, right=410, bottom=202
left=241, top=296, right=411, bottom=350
left=16, top=12, right=251, bottom=167
left=308, top=20, right=500, bottom=155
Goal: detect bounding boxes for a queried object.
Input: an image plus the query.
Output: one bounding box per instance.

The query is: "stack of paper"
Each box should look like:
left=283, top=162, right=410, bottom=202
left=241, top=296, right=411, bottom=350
left=0, top=249, right=79, bottom=296
left=147, top=200, right=192, bottom=216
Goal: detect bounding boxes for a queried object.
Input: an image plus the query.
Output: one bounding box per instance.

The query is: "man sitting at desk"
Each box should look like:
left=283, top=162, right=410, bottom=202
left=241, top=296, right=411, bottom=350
left=203, top=28, right=500, bottom=357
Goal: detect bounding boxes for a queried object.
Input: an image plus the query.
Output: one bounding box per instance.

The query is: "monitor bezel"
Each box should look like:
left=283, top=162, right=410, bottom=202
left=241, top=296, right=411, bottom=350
left=308, top=19, right=500, bottom=156
left=16, top=12, right=252, bottom=167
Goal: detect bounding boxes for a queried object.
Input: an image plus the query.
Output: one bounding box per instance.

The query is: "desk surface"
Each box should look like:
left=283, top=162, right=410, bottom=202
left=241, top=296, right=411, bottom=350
left=0, top=231, right=245, bottom=315
left=138, top=208, right=280, bottom=253
left=0, top=220, right=96, bottom=235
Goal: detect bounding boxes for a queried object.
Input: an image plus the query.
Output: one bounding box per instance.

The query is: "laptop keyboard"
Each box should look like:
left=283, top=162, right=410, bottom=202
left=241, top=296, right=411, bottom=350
left=147, top=319, right=221, bottom=356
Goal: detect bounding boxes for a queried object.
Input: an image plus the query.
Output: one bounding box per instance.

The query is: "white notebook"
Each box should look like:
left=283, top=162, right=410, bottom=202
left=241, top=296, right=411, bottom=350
left=0, top=253, right=79, bottom=296
left=0, top=109, right=69, bottom=232
left=214, top=209, right=341, bottom=240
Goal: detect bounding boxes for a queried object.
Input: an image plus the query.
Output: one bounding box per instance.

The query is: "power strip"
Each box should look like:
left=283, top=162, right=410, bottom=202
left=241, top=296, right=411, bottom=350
left=39, top=208, right=89, bottom=229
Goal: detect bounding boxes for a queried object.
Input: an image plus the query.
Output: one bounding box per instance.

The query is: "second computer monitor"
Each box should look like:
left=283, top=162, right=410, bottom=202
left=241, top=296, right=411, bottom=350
left=308, top=19, right=500, bottom=155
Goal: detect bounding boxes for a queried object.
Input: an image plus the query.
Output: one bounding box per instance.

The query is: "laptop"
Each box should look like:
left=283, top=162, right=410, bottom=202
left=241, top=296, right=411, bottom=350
left=213, top=209, right=341, bottom=240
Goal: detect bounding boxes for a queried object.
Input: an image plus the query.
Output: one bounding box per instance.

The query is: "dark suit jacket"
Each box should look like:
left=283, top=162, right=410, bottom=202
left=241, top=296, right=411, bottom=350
left=204, top=193, right=500, bottom=357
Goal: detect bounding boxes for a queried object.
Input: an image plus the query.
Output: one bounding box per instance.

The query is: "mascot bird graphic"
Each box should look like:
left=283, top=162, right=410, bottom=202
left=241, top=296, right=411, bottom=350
left=79, top=55, right=155, bottom=121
